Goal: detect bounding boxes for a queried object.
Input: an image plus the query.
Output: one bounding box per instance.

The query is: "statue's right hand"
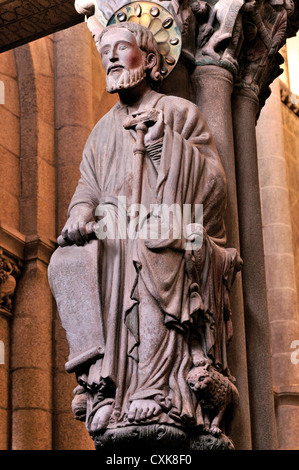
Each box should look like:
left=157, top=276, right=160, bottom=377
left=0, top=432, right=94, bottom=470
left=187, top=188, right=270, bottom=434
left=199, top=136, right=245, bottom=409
left=58, top=218, right=96, bottom=247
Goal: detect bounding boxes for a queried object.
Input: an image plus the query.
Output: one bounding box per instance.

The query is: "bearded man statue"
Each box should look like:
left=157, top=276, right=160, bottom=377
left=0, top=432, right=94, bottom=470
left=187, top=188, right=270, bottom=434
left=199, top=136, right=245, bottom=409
left=48, top=20, right=241, bottom=450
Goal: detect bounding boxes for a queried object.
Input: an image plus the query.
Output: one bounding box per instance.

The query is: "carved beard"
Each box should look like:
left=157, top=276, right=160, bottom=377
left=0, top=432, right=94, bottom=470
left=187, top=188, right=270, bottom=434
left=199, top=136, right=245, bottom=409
left=106, top=63, right=147, bottom=94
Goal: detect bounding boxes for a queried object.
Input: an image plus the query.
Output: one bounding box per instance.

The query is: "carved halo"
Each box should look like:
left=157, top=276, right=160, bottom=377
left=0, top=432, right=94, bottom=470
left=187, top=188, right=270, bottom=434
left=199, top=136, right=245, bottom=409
left=106, top=2, right=182, bottom=78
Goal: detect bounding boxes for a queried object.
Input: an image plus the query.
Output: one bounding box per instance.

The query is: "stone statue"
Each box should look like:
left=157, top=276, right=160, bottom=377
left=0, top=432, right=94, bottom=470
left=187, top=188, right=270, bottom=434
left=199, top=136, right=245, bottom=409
left=48, top=15, right=242, bottom=450
left=186, top=363, right=239, bottom=437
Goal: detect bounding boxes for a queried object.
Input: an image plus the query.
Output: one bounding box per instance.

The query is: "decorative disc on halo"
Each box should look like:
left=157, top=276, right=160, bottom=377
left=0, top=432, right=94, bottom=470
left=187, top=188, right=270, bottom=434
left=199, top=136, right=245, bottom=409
left=107, top=1, right=182, bottom=79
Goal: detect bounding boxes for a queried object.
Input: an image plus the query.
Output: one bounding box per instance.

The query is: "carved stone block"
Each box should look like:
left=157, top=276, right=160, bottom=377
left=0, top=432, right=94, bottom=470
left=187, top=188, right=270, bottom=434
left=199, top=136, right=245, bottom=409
left=0, top=250, right=21, bottom=316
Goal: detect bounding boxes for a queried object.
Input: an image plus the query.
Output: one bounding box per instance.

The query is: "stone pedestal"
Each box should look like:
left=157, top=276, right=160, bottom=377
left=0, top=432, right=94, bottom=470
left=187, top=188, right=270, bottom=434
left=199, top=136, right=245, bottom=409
left=93, top=424, right=235, bottom=452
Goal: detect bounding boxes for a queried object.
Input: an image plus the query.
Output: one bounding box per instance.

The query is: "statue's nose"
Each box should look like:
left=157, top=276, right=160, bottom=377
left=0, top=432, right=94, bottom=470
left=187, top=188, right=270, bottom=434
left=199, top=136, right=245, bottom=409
left=109, top=46, right=119, bottom=62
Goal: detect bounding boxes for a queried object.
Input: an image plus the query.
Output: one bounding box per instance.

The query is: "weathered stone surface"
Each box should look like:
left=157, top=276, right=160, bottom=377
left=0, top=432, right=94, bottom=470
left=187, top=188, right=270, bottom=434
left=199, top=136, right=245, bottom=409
left=275, top=404, right=299, bottom=450
left=0, top=0, right=83, bottom=53
left=12, top=409, right=52, bottom=450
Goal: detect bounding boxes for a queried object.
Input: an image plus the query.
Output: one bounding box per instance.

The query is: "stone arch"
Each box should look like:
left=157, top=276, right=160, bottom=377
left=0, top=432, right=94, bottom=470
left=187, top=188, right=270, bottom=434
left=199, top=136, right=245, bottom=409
left=11, top=38, right=55, bottom=450
left=14, top=38, right=56, bottom=239
left=0, top=50, right=20, bottom=231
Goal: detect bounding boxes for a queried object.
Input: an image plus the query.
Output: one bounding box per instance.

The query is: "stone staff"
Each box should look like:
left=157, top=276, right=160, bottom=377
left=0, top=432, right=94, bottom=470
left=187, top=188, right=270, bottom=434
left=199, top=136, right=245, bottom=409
left=124, top=109, right=160, bottom=218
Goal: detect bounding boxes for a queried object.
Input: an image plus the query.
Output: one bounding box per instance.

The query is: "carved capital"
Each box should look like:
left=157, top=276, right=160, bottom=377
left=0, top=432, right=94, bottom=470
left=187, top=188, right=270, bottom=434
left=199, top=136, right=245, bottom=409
left=191, top=0, right=298, bottom=108
left=0, top=222, right=56, bottom=317
left=0, top=250, right=21, bottom=317
left=235, top=0, right=294, bottom=108
left=193, top=0, right=245, bottom=75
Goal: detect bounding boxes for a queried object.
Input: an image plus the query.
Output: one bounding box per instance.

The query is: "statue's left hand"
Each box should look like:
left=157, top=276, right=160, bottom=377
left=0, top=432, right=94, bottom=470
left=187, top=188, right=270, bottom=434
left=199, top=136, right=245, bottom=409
left=128, top=110, right=164, bottom=147
left=144, top=110, right=164, bottom=147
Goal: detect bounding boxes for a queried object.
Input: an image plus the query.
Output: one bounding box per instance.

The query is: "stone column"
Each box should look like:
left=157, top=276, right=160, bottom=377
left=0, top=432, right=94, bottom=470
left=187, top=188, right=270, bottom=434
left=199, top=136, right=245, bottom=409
left=256, top=79, right=299, bottom=450
left=232, top=86, right=278, bottom=449
left=192, top=65, right=252, bottom=450
left=11, top=239, right=55, bottom=450
left=193, top=66, right=240, bottom=248
left=12, top=36, right=56, bottom=450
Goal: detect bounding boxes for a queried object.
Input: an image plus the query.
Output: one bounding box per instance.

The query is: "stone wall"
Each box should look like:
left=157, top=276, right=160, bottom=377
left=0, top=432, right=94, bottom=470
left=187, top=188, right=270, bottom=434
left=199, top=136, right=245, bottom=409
left=256, top=79, right=299, bottom=450
left=0, top=0, right=82, bottom=53
left=0, top=50, right=20, bottom=231
left=282, top=100, right=299, bottom=311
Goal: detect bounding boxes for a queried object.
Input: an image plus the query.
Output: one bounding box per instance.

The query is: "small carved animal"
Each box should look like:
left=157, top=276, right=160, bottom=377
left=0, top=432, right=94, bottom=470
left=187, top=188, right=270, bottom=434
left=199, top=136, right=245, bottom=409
left=187, top=363, right=239, bottom=437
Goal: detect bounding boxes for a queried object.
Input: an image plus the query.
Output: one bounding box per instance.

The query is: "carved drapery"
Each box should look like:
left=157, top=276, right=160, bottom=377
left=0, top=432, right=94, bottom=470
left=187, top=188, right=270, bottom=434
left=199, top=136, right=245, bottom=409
left=71, top=0, right=299, bottom=451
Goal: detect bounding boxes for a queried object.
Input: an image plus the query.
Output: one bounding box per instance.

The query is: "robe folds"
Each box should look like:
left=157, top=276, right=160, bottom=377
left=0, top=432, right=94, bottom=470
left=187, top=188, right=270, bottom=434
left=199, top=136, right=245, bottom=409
left=48, top=90, right=241, bottom=430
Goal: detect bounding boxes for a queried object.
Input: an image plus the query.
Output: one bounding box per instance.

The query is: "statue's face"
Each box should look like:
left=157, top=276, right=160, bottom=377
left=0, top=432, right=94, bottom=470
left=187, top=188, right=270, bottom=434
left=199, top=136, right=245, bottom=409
left=100, top=28, right=147, bottom=93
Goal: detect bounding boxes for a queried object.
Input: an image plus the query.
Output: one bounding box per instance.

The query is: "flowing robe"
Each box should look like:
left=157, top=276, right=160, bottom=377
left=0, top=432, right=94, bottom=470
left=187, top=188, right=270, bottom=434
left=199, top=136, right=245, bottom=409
left=48, top=90, right=240, bottom=430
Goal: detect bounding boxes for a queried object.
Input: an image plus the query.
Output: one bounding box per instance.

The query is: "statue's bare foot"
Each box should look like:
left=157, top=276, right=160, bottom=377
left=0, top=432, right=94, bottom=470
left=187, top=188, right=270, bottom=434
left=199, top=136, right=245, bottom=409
left=210, top=424, right=222, bottom=437
left=128, top=399, right=162, bottom=423
left=89, top=403, right=113, bottom=432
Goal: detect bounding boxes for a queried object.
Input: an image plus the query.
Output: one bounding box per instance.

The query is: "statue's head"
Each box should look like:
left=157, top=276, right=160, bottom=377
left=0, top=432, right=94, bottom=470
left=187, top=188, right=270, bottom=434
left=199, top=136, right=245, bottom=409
left=98, top=22, right=163, bottom=94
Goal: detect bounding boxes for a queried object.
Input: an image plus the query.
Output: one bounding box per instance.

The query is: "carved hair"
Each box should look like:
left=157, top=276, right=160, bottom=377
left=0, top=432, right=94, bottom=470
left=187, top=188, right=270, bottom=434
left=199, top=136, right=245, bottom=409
left=98, top=22, right=163, bottom=85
